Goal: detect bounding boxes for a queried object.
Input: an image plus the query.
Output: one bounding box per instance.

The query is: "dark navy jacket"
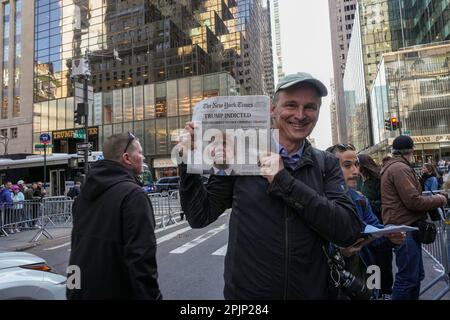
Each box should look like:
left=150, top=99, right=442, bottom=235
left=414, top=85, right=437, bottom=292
left=348, top=188, right=389, bottom=267
left=0, top=187, right=13, bottom=207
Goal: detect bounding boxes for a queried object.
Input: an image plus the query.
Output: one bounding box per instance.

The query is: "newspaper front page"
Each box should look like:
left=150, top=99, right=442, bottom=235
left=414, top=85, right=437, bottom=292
left=186, top=95, right=273, bottom=176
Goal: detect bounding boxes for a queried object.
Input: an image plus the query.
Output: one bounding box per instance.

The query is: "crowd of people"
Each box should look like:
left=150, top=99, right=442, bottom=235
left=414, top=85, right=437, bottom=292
left=0, top=180, right=47, bottom=234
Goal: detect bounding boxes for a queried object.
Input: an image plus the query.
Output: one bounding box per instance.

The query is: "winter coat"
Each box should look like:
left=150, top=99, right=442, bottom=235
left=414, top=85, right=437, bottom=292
left=0, top=187, right=13, bottom=207
left=179, top=142, right=363, bottom=299
left=357, top=176, right=382, bottom=220
left=24, top=188, right=34, bottom=200
left=421, top=174, right=439, bottom=192
left=67, top=160, right=161, bottom=300
left=67, top=185, right=80, bottom=199
left=13, top=192, right=24, bottom=210
left=380, top=156, right=445, bottom=226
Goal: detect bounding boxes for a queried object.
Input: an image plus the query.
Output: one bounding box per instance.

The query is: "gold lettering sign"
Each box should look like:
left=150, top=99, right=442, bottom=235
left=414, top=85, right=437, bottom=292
left=412, top=135, right=450, bottom=144
left=412, top=136, right=432, bottom=143
left=52, top=127, right=98, bottom=140
left=53, top=130, right=75, bottom=140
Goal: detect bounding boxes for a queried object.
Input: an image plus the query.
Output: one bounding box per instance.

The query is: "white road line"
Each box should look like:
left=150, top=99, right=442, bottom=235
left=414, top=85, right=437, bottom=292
left=44, top=242, right=71, bottom=251
left=44, top=223, right=189, bottom=251
left=170, top=224, right=227, bottom=254
left=211, top=244, right=228, bottom=256
left=157, top=226, right=192, bottom=245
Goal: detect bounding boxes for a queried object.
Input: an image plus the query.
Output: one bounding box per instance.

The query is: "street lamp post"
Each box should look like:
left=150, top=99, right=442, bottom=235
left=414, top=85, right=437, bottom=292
left=71, top=49, right=121, bottom=183
left=0, top=135, right=9, bottom=155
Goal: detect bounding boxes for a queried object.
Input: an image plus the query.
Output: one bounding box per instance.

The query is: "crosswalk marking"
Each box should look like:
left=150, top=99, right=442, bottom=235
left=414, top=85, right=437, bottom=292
left=43, top=216, right=229, bottom=255
left=170, top=224, right=227, bottom=254
left=44, top=242, right=71, bottom=251
left=157, top=226, right=192, bottom=244
left=211, top=244, right=228, bottom=256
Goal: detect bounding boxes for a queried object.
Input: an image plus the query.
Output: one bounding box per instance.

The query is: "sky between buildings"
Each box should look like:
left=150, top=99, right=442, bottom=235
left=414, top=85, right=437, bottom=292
left=279, top=0, right=333, bottom=150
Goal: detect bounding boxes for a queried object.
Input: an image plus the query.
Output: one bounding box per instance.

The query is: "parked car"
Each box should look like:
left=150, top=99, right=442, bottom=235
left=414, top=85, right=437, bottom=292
left=154, top=176, right=180, bottom=193
left=142, top=184, right=156, bottom=194
left=0, top=251, right=66, bottom=300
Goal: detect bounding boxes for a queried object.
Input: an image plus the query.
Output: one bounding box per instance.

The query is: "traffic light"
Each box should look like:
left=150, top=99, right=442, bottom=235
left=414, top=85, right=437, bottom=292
left=384, top=119, right=392, bottom=131
left=390, top=117, right=399, bottom=131
left=74, top=103, right=85, bottom=125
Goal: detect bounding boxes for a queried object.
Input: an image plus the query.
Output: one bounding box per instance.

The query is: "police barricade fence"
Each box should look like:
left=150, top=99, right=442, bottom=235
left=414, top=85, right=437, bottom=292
left=419, top=190, right=450, bottom=300
left=0, top=200, right=43, bottom=236
left=30, top=196, right=74, bottom=242
left=0, top=196, right=74, bottom=242
left=41, top=196, right=73, bottom=227
left=148, top=190, right=182, bottom=229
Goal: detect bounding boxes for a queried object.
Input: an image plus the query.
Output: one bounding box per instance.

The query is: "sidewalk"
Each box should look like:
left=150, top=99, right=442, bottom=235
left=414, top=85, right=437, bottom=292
left=0, top=227, right=72, bottom=251
left=420, top=251, right=450, bottom=300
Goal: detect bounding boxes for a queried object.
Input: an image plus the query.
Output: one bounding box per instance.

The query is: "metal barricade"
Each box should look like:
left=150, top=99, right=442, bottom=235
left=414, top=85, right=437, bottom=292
left=168, top=190, right=183, bottom=217
left=420, top=190, right=450, bottom=300
left=0, top=200, right=44, bottom=237
left=148, top=192, right=178, bottom=229
left=30, top=197, right=73, bottom=242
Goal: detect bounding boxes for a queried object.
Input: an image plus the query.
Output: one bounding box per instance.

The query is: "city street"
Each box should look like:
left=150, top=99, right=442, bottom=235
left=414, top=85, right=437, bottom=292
left=1, top=207, right=449, bottom=300
left=23, top=211, right=230, bottom=300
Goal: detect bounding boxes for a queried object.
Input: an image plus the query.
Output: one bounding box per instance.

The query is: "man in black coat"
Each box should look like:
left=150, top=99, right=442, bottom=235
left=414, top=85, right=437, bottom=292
left=67, top=133, right=161, bottom=300
left=177, top=72, right=363, bottom=299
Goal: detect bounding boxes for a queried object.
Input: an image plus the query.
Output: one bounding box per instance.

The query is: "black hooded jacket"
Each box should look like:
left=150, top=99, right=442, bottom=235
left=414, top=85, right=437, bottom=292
left=67, top=160, right=161, bottom=300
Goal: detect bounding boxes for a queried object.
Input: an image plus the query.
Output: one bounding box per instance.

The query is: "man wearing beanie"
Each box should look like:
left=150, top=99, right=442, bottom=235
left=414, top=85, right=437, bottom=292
left=380, top=135, right=447, bottom=300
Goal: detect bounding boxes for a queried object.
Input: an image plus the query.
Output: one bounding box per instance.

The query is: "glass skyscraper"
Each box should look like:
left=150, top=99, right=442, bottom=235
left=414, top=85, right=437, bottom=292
left=370, top=42, right=450, bottom=163
left=343, top=0, right=450, bottom=153
left=31, top=0, right=271, bottom=177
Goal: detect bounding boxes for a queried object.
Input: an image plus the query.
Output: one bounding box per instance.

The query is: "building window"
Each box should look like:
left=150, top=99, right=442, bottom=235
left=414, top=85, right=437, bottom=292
left=0, top=128, right=7, bottom=137
left=10, top=127, right=17, bottom=139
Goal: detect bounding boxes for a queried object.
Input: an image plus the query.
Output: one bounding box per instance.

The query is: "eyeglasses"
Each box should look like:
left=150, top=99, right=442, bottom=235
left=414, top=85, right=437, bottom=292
left=123, top=132, right=136, bottom=154
left=326, top=143, right=356, bottom=154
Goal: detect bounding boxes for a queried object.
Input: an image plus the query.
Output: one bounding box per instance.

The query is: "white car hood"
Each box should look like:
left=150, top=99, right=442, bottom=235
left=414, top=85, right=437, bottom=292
left=0, top=252, right=45, bottom=270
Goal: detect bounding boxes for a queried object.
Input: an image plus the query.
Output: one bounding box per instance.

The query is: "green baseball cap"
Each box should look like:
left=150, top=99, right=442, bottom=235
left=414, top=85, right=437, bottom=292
left=275, top=72, right=328, bottom=97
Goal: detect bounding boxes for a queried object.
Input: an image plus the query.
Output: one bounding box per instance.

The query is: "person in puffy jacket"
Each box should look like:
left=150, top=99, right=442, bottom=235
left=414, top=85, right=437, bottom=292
left=177, top=72, right=363, bottom=299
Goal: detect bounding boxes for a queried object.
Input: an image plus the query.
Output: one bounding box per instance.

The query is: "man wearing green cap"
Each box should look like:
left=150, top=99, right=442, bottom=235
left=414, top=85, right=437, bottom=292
left=177, top=72, right=362, bottom=299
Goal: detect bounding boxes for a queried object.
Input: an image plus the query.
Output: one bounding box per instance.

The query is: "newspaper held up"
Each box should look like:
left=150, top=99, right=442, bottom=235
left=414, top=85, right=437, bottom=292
left=185, top=95, right=273, bottom=176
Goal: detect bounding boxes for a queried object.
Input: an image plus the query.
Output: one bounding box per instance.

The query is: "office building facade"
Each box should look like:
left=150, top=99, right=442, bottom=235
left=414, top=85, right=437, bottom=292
left=0, top=0, right=34, bottom=155
left=272, top=0, right=283, bottom=80
left=328, top=0, right=358, bottom=143
left=329, top=78, right=339, bottom=145
left=261, top=0, right=274, bottom=97
left=343, top=0, right=450, bottom=153
left=369, top=42, right=450, bottom=163
left=0, top=0, right=272, bottom=178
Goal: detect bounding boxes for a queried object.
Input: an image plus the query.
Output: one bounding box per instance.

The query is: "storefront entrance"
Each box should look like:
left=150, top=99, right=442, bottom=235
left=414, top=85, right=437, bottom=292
left=152, top=157, right=178, bottom=179
left=52, top=127, right=99, bottom=154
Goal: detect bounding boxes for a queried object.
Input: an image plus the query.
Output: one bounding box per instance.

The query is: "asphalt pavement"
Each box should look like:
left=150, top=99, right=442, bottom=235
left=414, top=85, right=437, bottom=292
left=2, top=210, right=450, bottom=300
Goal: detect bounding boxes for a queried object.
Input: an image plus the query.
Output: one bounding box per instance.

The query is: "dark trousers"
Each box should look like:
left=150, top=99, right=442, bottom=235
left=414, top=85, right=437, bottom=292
left=371, top=245, right=394, bottom=295
left=392, top=233, right=424, bottom=300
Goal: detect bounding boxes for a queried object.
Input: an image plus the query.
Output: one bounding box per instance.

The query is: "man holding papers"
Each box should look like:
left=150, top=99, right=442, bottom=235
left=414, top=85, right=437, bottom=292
left=327, top=143, right=405, bottom=299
